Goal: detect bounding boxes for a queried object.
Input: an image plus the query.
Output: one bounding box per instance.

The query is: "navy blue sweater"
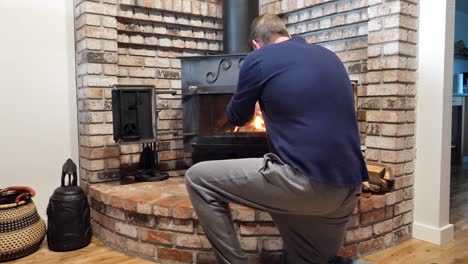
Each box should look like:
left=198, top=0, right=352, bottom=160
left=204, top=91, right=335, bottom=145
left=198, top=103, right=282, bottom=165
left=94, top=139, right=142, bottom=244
left=227, top=36, right=368, bottom=187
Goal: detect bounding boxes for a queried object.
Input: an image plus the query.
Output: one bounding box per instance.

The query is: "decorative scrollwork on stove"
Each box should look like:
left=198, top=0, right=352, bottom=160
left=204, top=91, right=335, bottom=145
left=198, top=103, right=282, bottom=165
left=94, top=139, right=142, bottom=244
left=238, top=58, right=245, bottom=68
left=206, top=59, right=232, bottom=83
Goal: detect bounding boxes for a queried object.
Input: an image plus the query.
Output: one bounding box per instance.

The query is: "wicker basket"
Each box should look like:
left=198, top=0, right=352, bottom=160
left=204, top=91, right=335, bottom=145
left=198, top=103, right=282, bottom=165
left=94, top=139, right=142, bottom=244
left=0, top=187, right=46, bottom=262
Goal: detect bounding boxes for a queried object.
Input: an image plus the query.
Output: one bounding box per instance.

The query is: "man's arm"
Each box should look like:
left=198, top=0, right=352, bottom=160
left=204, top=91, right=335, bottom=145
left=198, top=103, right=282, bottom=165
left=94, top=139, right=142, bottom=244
left=227, top=53, right=263, bottom=126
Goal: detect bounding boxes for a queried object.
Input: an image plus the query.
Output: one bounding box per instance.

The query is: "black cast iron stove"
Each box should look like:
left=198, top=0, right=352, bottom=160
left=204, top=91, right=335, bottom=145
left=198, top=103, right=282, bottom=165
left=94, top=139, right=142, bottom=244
left=181, top=0, right=269, bottom=163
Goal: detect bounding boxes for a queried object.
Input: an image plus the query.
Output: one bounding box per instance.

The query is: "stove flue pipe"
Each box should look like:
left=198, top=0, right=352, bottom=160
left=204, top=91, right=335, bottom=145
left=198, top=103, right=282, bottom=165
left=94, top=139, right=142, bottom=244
left=222, top=0, right=259, bottom=54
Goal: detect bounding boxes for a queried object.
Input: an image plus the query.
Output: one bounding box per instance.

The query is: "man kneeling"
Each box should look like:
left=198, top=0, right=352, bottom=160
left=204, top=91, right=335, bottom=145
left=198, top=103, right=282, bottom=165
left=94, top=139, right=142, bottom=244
left=186, top=14, right=368, bottom=264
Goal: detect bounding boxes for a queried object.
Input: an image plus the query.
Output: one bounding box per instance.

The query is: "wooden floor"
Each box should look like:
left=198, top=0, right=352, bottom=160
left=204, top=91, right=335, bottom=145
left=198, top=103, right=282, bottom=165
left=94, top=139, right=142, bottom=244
left=9, top=164, right=468, bottom=264
left=362, top=162, right=468, bottom=264
left=9, top=237, right=156, bottom=264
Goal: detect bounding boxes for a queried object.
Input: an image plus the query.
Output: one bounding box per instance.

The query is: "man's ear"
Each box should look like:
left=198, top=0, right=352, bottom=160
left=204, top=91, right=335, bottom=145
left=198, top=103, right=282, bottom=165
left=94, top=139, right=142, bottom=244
left=252, top=40, right=261, bottom=50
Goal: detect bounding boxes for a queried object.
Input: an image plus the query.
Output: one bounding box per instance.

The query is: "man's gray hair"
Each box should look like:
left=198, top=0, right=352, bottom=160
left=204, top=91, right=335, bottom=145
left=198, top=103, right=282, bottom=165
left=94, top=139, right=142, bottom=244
left=249, top=14, right=289, bottom=45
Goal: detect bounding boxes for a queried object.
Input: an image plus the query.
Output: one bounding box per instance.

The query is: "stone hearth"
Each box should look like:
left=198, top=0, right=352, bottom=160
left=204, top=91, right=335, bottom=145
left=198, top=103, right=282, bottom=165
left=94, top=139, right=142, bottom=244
left=89, top=176, right=412, bottom=263
left=89, top=177, right=283, bottom=263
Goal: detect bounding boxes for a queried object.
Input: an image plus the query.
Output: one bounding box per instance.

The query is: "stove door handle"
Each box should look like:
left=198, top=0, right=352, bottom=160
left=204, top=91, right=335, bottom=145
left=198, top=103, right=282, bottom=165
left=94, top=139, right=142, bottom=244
left=182, top=85, right=199, bottom=96
left=183, top=85, right=237, bottom=96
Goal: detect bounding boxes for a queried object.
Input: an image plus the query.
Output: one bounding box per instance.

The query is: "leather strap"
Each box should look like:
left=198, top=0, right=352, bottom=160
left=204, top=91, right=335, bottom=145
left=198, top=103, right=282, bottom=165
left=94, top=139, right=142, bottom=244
left=4, top=186, right=36, bottom=203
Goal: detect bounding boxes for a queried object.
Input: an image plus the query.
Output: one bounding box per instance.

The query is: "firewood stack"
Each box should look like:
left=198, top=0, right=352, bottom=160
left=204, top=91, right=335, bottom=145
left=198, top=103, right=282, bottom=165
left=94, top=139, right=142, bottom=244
left=362, top=162, right=394, bottom=193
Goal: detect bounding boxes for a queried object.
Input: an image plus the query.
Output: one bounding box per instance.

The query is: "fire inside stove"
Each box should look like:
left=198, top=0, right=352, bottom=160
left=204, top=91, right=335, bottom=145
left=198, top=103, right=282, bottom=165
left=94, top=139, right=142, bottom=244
left=180, top=54, right=269, bottom=162
left=230, top=104, right=266, bottom=133
left=186, top=93, right=269, bottom=163
left=198, top=95, right=266, bottom=137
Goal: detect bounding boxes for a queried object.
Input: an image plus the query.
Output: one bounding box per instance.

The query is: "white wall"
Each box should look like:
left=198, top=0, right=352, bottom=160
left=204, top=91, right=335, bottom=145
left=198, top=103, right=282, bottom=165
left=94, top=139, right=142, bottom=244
left=414, top=0, right=455, bottom=245
left=0, top=0, right=78, bottom=219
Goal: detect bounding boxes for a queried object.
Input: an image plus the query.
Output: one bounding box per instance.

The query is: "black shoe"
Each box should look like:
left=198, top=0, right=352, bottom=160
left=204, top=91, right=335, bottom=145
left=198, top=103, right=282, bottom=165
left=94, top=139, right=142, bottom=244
left=329, top=256, right=374, bottom=264
left=329, top=256, right=353, bottom=264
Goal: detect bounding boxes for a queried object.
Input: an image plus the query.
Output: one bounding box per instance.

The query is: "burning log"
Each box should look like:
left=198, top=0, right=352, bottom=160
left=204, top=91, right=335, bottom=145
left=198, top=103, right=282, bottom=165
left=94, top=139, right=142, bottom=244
left=362, top=162, right=394, bottom=193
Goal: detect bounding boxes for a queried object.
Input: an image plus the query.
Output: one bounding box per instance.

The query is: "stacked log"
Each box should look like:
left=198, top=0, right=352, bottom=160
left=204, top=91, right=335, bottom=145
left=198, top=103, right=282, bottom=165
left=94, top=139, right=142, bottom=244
left=362, top=162, right=394, bottom=193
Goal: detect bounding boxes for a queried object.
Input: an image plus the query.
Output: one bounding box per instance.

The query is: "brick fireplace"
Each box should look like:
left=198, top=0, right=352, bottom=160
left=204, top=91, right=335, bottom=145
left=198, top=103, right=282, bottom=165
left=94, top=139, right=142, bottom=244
left=75, top=0, right=418, bottom=262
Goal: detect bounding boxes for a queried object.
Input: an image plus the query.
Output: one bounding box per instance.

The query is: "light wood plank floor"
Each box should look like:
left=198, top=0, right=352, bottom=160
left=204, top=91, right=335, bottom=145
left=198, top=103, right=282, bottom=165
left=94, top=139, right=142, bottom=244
left=9, top=237, right=156, bottom=264
left=10, top=164, right=468, bottom=264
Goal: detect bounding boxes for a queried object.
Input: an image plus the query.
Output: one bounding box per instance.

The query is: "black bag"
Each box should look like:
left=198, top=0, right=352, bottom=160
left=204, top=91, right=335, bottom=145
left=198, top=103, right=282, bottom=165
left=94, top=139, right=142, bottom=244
left=47, top=159, right=91, bottom=252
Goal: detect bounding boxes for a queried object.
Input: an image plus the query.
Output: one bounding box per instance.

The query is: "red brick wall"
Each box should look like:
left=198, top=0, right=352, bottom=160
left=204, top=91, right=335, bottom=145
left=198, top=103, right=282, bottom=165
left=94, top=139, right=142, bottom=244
left=76, top=0, right=120, bottom=187
left=115, top=0, right=224, bottom=173
left=75, top=0, right=224, bottom=190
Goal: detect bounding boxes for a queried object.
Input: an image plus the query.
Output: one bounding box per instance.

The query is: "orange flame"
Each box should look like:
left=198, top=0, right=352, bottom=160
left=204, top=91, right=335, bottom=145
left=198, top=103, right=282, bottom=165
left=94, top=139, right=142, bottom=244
left=253, top=115, right=265, bottom=131
left=227, top=102, right=266, bottom=133
left=229, top=113, right=266, bottom=133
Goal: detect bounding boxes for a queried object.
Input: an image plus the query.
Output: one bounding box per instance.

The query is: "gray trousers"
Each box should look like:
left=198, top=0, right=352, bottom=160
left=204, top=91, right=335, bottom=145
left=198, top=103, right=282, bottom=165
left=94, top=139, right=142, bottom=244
left=185, top=153, right=360, bottom=264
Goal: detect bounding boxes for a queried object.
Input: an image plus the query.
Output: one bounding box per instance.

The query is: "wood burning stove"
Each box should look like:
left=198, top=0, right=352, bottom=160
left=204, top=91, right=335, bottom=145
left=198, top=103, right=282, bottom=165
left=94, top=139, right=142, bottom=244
left=181, top=55, right=268, bottom=163
left=181, top=0, right=265, bottom=163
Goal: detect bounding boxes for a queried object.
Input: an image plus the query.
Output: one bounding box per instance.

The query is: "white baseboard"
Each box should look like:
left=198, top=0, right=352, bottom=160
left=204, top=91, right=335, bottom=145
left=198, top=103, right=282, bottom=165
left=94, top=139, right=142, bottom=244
left=413, top=222, right=454, bottom=245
